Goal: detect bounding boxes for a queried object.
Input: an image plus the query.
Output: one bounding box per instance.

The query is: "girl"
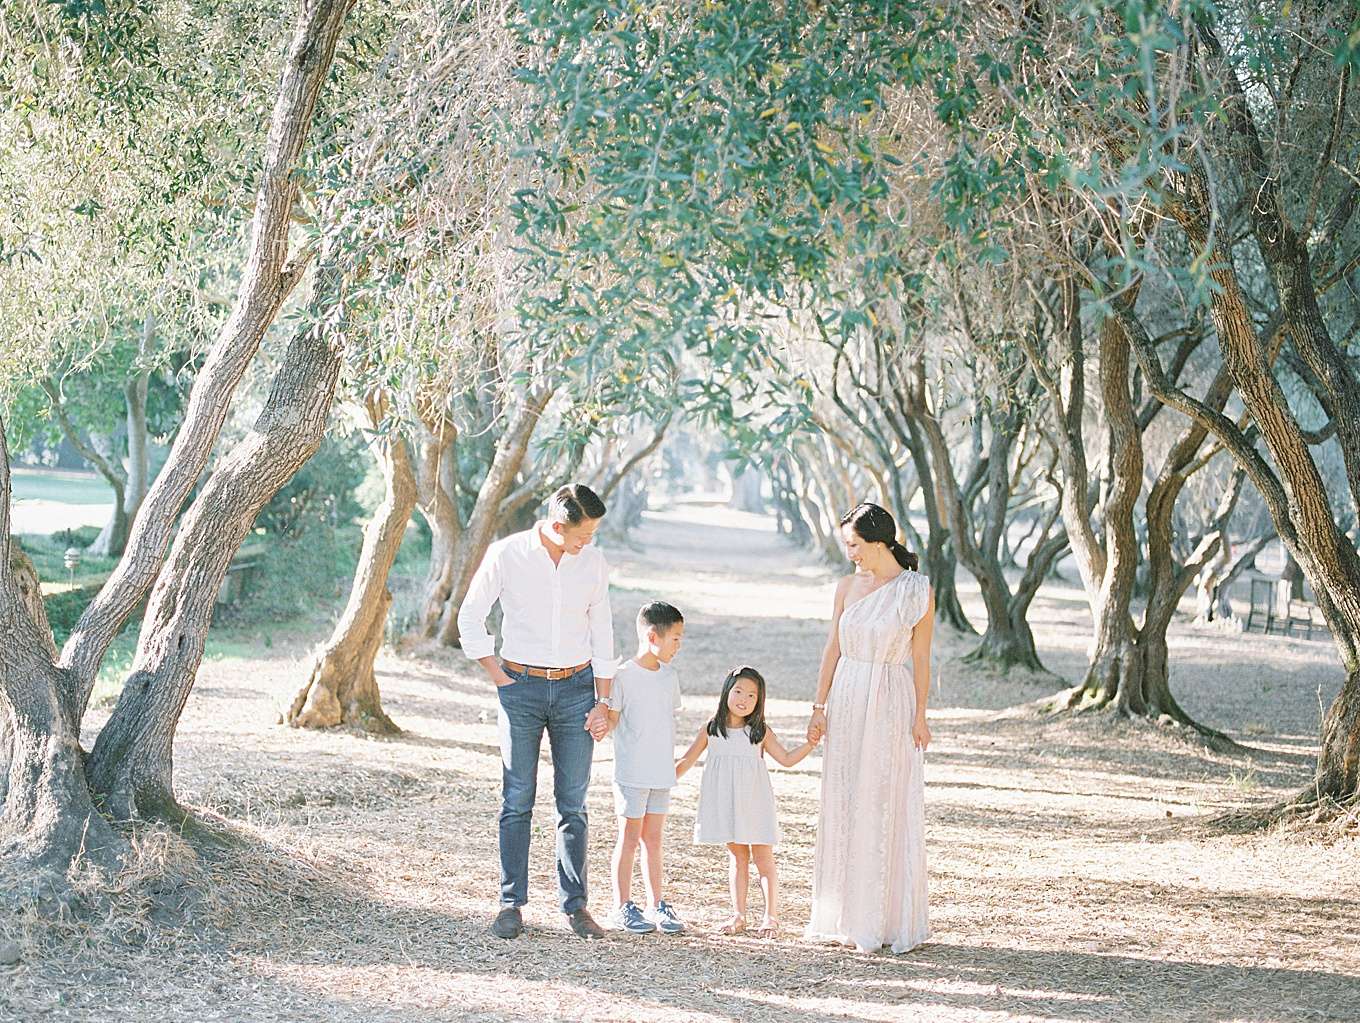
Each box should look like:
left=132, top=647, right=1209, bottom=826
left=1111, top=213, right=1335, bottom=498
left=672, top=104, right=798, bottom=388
left=676, top=666, right=819, bottom=937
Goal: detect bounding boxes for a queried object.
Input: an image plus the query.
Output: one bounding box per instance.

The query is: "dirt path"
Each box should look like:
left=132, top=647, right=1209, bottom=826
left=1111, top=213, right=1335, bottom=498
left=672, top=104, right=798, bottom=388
left=6, top=503, right=1359, bottom=1022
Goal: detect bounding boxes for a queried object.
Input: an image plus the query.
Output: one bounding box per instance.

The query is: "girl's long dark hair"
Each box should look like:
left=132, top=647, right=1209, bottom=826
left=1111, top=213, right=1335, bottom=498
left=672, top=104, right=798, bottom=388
left=839, top=502, right=919, bottom=572
left=706, top=665, right=767, bottom=744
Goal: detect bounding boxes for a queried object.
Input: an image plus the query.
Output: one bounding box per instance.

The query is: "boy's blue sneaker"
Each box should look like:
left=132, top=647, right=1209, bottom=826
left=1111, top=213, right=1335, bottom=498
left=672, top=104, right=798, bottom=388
left=611, top=900, right=656, bottom=934
left=645, top=900, right=685, bottom=935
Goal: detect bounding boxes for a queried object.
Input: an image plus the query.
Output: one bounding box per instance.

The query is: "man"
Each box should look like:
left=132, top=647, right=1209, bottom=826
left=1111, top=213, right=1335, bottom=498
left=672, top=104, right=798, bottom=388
left=457, top=483, right=615, bottom=940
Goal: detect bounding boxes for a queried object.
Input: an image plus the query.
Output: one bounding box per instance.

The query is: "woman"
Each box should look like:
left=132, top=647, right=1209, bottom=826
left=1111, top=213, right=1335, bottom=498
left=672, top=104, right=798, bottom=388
left=805, top=502, right=934, bottom=953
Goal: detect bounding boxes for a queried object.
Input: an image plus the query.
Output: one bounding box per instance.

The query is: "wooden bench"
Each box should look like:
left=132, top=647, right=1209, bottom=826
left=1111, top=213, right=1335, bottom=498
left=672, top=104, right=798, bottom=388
left=1245, top=577, right=1274, bottom=633
left=1245, top=576, right=1326, bottom=640
left=216, top=541, right=267, bottom=607
left=1281, top=598, right=1326, bottom=640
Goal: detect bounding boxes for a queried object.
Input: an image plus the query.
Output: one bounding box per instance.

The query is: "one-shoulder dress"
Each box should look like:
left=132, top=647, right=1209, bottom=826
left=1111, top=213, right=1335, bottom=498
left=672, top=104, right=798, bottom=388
left=806, top=569, right=931, bottom=953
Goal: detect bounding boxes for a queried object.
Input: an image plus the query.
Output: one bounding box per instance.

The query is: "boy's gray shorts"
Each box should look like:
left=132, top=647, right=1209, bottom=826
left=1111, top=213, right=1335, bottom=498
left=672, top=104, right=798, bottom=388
left=614, top=783, right=671, bottom=818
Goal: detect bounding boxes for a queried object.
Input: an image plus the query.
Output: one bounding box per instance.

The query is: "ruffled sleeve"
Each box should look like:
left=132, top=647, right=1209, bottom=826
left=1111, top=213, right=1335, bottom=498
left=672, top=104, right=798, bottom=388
left=902, top=571, right=931, bottom=630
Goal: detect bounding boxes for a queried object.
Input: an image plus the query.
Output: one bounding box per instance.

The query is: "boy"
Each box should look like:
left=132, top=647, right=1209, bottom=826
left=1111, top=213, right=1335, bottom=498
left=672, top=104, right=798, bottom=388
left=604, top=600, right=686, bottom=934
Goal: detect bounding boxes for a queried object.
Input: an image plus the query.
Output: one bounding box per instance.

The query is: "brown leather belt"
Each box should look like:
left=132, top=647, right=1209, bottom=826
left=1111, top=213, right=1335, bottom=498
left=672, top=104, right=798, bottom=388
left=502, top=659, right=591, bottom=681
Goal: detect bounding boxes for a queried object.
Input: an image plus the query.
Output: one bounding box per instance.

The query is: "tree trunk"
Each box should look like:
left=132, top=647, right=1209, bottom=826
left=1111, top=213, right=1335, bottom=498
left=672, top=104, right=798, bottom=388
left=1127, top=450, right=1248, bottom=744
left=882, top=350, right=973, bottom=633
left=1, top=439, right=121, bottom=878
left=728, top=466, right=766, bottom=514
left=1315, top=669, right=1360, bottom=806
left=122, top=317, right=153, bottom=529
left=1062, top=295, right=1145, bottom=705
left=597, top=413, right=672, bottom=502
left=85, top=308, right=346, bottom=822
left=961, top=514, right=1066, bottom=675
left=1205, top=24, right=1360, bottom=516
left=1, top=544, right=57, bottom=815
left=1126, top=151, right=1360, bottom=806
left=924, top=531, right=970, bottom=632
left=947, top=517, right=1038, bottom=669
left=1196, top=531, right=1272, bottom=623
left=0, top=656, right=120, bottom=877
left=1, top=0, right=354, bottom=883
left=792, top=441, right=846, bottom=563
left=1022, top=276, right=1106, bottom=603
left=606, top=474, right=649, bottom=534
left=770, top=457, right=812, bottom=545
left=902, top=416, right=973, bottom=633
left=89, top=478, right=130, bottom=558
left=1027, top=275, right=1185, bottom=714
left=1055, top=294, right=1248, bottom=749
left=41, top=385, right=129, bottom=559
left=1184, top=208, right=1360, bottom=795
left=917, top=353, right=1061, bottom=674
left=419, top=518, right=458, bottom=639
left=964, top=566, right=1047, bottom=672
left=86, top=317, right=153, bottom=560
left=413, top=413, right=462, bottom=639
left=435, top=393, right=551, bottom=646
left=57, top=0, right=357, bottom=717
left=289, top=414, right=416, bottom=733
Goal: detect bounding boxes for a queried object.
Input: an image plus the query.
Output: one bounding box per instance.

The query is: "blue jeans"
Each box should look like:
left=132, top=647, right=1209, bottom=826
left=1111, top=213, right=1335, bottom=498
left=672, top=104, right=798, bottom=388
left=496, top=664, right=595, bottom=913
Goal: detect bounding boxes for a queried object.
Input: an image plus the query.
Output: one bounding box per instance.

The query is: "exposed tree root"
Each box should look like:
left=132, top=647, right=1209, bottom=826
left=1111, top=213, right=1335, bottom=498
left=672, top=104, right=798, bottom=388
left=1037, top=684, right=1243, bottom=754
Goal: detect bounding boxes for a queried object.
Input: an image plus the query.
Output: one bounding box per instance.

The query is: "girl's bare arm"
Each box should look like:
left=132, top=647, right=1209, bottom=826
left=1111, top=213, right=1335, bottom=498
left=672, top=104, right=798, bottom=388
left=763, top=727, right=819, bottom=768
left=675, top=727, right=709, bottom=778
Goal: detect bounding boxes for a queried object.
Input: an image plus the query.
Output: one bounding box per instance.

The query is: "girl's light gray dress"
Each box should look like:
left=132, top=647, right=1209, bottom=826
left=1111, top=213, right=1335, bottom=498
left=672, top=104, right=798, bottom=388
left=693, top=725, right=780, bottom=846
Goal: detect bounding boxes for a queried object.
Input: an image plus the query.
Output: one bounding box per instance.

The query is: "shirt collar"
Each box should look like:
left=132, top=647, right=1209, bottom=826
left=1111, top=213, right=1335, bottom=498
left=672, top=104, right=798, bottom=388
left=536, top=520, right=566, bottom=553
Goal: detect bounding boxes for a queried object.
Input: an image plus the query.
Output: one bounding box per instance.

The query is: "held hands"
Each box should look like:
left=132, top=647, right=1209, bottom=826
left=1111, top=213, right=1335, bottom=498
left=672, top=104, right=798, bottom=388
left=806, top=707, right=828, bottom=743
left=584, top=702, right=610, bottom=741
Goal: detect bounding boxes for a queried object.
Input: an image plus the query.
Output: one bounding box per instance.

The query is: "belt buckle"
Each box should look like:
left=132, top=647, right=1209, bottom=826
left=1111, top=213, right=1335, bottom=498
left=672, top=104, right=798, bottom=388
left=546, top=666, right=570, bottom=681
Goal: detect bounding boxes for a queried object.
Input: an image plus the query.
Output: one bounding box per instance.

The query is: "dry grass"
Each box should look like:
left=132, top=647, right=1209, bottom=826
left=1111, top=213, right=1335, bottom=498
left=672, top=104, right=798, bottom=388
left=3, top=503, right=1359, bottom=1022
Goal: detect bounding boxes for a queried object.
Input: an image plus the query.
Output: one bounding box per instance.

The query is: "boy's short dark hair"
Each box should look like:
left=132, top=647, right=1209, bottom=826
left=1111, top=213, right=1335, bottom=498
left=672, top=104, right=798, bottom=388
left=637, top=601, right=684, bottom=634
left=548, top=483, right=607, bottom=525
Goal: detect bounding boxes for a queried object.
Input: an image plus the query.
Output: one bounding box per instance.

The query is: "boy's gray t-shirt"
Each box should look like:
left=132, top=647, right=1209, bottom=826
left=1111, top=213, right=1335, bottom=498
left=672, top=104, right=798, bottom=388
left=612, top=659, right=682, bottom=789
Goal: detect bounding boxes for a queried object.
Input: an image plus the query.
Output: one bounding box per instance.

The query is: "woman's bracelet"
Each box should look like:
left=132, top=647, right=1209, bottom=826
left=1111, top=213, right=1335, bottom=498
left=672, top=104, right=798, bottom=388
left=812, top=702, right=827, bottom=712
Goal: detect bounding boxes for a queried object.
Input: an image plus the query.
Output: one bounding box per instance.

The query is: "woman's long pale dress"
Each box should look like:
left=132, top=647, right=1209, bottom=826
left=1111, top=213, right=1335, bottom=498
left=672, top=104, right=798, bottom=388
left=806, top=569, right=931, bottom=953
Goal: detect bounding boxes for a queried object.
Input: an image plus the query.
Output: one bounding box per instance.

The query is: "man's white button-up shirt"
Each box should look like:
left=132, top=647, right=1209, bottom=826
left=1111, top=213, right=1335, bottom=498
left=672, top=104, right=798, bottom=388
left=457, top=523, right=615, bottom=677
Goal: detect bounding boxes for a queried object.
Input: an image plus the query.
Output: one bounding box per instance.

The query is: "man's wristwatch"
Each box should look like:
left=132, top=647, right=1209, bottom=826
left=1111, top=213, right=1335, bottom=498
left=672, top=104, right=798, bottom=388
left=595, top=696, right=614, bottom=710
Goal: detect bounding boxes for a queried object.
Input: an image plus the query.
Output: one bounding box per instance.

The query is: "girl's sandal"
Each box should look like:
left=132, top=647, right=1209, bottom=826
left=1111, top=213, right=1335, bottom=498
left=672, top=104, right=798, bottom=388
left=755, top=918, right=780, bottom=938
left=719, top=914, right=747, bottom=936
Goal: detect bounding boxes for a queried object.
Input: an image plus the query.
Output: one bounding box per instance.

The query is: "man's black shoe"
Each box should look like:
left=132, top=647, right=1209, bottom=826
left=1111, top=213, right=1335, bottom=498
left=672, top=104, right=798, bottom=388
left=566, top=908, right=605, bottom=940
left=492, top=906, right=524, bottom=939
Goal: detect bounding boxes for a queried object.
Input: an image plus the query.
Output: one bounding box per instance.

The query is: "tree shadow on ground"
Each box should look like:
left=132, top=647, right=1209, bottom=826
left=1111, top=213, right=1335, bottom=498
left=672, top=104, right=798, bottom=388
left=13, top=825, right=1357, bottom=1023
left=220, top=882, right=1360, bottom=1023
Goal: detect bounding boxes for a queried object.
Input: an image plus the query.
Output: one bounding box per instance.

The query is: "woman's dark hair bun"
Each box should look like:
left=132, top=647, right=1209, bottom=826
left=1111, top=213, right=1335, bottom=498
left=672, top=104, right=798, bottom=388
left=839, top=502, right=919, bottom=572
left=889, top=539, right=920, bottom=573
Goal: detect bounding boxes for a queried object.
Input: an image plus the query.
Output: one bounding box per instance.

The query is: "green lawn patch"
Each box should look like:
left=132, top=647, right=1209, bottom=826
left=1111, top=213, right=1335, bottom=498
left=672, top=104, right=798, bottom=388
left=10, top=467, right=117, bottom=505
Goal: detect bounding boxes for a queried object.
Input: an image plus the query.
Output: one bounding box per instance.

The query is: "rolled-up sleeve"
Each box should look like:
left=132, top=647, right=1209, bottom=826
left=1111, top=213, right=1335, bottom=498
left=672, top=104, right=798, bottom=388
left=456, top=543, right=502, bottom=661
left=588, top=551, right=616, bottom=677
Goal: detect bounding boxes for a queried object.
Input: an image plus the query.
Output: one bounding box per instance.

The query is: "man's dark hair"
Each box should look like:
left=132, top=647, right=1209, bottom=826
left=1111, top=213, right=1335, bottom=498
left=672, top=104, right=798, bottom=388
left=547, top=483, right=607, bottom=525
left=637, top=600, right=684, bottom=633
